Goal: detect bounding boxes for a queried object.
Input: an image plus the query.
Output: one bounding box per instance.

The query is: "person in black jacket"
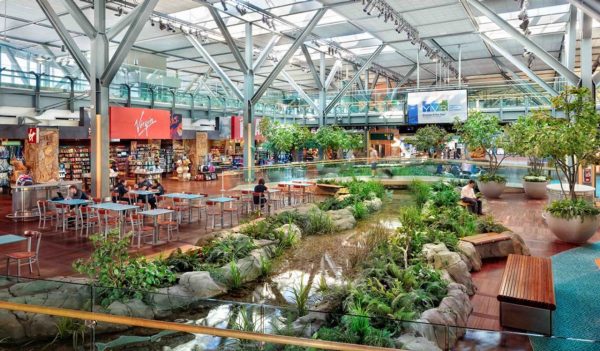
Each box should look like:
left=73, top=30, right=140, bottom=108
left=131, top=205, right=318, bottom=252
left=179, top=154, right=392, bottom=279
left=147, top=179, right=165, bottom=209
left=253, top=178, right=268, bottom=208
left=67, top=185, right=88, bottom=200
left=112, top=178, right=129, bottom=202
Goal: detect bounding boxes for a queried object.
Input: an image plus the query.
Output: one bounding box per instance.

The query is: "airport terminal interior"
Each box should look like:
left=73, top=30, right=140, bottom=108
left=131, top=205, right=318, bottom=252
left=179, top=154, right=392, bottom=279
left=0, top=0, right=598, bottom=350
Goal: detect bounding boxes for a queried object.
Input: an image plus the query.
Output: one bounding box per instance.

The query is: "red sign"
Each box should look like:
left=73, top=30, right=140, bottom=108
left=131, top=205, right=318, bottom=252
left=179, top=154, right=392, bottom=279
left=27, top=128, right=39, bottom=144
left=231, top=116, right=243, bottom=140
left=109, top=107, right=171, bottom=139
left=584, top=167, right=592, bottom=184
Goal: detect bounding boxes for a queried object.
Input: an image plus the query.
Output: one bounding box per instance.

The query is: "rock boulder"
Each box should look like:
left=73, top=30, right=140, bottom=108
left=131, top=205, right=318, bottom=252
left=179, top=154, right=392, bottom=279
left=328, top=208, right=356, bottom=230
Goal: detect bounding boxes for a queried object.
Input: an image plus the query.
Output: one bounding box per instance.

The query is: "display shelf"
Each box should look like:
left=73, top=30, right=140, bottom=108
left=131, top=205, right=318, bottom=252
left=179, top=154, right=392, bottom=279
left=109, top=144, right=130, bottom=175
left=59, top=145, right=90, bottom=180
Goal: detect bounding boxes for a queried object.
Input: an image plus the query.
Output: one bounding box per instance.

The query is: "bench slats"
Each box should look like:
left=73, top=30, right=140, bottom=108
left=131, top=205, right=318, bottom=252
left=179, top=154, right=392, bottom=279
left=498, top=254, right=556, bottom=310
left=461, top=232, right=511, bottom=246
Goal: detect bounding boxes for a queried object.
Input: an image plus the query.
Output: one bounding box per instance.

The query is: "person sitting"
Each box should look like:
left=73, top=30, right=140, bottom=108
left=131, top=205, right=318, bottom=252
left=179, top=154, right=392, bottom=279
left=148, top=179, right=165, bottom=209
left=112, top=178, right=128, bottom=202
left=461, top=180, right=482, bottom=215
left=136, top=176, right=153, bottom=204
left=253, top=178, right=268, bottom=209
left=67, top=185, right=88, bottom=200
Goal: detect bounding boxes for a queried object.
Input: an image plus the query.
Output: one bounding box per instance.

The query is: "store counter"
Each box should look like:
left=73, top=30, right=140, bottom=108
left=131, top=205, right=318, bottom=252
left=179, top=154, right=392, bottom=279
left=8, top=180, right=82, bottom=220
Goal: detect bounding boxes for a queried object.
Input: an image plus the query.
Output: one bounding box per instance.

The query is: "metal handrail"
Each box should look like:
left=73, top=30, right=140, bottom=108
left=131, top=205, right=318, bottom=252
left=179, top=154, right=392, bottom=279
left=0, top=300, right=400, bottom=351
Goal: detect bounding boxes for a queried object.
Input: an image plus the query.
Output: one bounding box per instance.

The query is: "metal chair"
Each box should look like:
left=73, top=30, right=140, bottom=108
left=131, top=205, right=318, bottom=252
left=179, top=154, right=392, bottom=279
left=158, top=207, right=179, bottom=241
left=6, top=231, right=42, bottom=277
left=36, top=200, right=56, bottom=229
left=203, top=201, right=223, bottom=231
left=129, top=213, right=154, bottom=248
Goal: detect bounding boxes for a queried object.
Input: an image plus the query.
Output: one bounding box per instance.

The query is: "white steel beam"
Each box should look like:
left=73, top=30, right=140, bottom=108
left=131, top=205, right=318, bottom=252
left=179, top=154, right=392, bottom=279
left=186, top=35, right=243, bottom=101
left=106, top=4, right=143, bottom=40
left=101, top=0, right=159, bottom=85
left=325, top=59, right=342, bottom=89
left=208, top=6, right=248, bottom=73
left=61, top=0, right=96, bottom=38
left=281, top=70, right=319, bottom=112
left=466, top=0, right=579, bottom=85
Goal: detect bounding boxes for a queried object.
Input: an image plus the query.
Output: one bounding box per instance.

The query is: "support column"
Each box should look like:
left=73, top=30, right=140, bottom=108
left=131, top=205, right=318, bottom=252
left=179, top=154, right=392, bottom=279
left=581, top=12, right=593, bottom=92
left=243, top=23, right=255, bottom=182
left=319, top=52, right=326, bottom=126
left=90, top=0, right=110, bottom=199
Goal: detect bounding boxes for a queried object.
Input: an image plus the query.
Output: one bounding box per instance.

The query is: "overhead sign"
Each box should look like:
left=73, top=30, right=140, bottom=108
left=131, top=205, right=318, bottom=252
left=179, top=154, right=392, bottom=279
left=27, top=127, right=39, bottom=144
left=407, top=89, right=468, bottom=124
left=109, top=107, right=171, bottom=139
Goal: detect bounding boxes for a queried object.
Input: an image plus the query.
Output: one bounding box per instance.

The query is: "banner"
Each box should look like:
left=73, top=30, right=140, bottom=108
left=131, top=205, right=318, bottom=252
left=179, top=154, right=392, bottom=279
left=170, top=113, right=183, bottom=140
left=231, top=116, right=243, bottom=140
left=109, top=107, right=170, bottom=139
left=407, top=89, right=467, bottom=124
left=27, top=128, right=39, bottom=144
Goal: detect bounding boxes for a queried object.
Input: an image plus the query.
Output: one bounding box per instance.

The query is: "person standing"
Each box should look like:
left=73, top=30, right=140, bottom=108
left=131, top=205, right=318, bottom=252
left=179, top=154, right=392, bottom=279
left=253, top=178, right=268, bottom=209
left=461, top=180, right=482, bottom=215
left=369, top=146, right=379, bottom=177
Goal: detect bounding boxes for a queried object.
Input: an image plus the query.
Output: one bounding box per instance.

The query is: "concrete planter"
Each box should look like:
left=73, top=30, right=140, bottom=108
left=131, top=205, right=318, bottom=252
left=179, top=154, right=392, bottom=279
left=523, top=180, right=548, bottom=199
left=546, top=213, right=599, bottom=244
left=477, top=181, right=506, bottom=199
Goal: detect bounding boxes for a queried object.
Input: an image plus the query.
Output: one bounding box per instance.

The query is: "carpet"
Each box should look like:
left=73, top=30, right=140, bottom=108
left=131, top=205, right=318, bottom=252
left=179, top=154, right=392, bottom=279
left=530, top=242, right=600, bottom=351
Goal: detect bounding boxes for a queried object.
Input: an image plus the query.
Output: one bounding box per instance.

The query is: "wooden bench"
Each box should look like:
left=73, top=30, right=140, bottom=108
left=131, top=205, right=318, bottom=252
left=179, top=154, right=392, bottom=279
left=498, top=254, right=555, bottom=335
left=144, top=244, right=202, bottom=262
left=461, top=232, right=512, bottom=246
left=315, top=183, right=347, bottom=196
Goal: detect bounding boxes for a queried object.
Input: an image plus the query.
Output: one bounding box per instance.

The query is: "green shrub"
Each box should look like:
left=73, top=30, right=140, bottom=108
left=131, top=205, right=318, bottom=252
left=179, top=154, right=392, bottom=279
left=476, top=215, right=508, bottom=233
left=73, top=230, right=176, bottom=306
left=430, top=188, right=460, bottom=208
left=408, top=180, right=431, bottom=209
left=239, top=220, right=273, bottom=240
left=351, top=202, right=368, bottom=220
left=479, top=173, right=507, bottom=183
left=228, top=261, right=243, bottom=289
left=163, top=248, right=202, bottom=273
left=203, top=236, right=257, bottom=266
left=546, top=199, right=600, bottom=220
left=304, top=208, right=334, bottom=235
left=290, top=276, right=311, bottom=317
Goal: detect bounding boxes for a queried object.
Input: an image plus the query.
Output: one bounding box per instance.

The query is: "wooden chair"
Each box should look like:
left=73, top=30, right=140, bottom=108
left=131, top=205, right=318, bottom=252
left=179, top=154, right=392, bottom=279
left=172, top=198, right=190, bottom=223
left=224, top=196, right=242, bottom=226
left=190, top=194, right=208, bottom=221
left=80, top=206, right=99, bottom=238
left=203, top=201, right=223, bottom=231
left=6, top=231, right=42, bottom=276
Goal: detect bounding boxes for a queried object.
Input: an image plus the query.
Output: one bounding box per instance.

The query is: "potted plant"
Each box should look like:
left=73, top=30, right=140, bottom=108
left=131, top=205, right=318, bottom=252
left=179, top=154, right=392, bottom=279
left=534, top=87, right=600, bottom=243
left=455, top=111, right=509, bottom=198
left=413, top=125, right=451, bottom=159
left=506, top=115, right=550, bottom=199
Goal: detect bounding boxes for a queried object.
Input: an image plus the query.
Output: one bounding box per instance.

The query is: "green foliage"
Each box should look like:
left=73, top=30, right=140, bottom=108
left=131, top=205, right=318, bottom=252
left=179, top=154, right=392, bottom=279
left=203, top=236, right=257, bottom=266
left=351, top=202, right=368, bottom=220
left=429, top=188, right=460, bottom=208
left=259, top=256, right=272, bottom=278
left=455, top=111, right=508, bottom=176
left=476, top=215, right=508, bottom=233
left=228, top=260, right=243, bottom=289
left=304, top=208, right=334, bottom=235
left=413, top=125, right=450, bottom=155
left=290, top=276, right=311, bottom=317
left=73, top=230, right=176, bottom=306
left=523, top=175, right=549, bottom=182
left=259, top=119, right=315, bottom=154
left=408, top=180, right=431, bottom=209
left=479, top=173, right=507, bottom=183
left=524, top=87, right=600, bottom=202
left=546, top=199, right=600, bottom=220
left=163, top=248, right=202, bottom=273
left=344, top=179, right=386, bottom=200
left=49, top=317, right=86, bottom=350
left=505, top=115, right=549, bottom=176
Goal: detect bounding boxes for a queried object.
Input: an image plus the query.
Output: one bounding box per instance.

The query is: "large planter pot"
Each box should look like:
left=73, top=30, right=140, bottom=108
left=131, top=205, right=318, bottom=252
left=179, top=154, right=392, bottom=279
left=477, top=181, right=506, bottom=199
left=523, top=180, right=548, bottom=199
left=545, top=213, right=600, bottom=244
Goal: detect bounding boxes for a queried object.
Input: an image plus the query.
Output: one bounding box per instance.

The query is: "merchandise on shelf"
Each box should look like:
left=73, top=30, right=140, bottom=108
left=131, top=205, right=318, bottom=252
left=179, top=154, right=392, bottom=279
left=59, top=145, right=90, bottom=180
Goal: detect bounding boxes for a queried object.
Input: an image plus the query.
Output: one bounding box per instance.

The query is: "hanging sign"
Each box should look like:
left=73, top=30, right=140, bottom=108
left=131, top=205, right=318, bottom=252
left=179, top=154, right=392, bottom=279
left=109, top=107, right=170, bottom=139
left=27, top=128, right=39, bottom=144
left=170, top=114, right=183, bottom=140
left=584, top=167, right=592, bottom=185
left=231, top=116, right=243, bottom=140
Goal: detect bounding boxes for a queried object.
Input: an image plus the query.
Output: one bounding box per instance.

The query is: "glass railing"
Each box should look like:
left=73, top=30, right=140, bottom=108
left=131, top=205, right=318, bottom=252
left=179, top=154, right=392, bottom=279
left=212, top=157, right=562, bottom=188
left=0, top=274, right=597, bottom=350
left=2, top=67, right=584, bottom=120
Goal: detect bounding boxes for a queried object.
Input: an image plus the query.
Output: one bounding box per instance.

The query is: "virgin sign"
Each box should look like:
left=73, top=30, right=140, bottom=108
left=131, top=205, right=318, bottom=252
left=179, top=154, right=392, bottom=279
left=109, top=107, right=170, bottom=139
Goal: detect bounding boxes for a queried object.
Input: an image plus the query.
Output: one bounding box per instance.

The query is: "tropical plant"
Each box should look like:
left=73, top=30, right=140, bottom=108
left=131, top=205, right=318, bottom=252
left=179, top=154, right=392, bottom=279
left=408, top=180, right=431, bottom=209
left=290, top=276, right=311, bottom=317
left=228, top=260, right=243, bottom=289
left=546, top=198, right=600, bottom=219
left=533, top=87, right=600, bottom=203
left=73, top=231, right=176, bottom=306
left=476, top=215, right=508, bottom=233
left=48, top=317, right=86, bottom=351
left=454, top=111, right=509, bottom=182
left=163, top=248, right=202, bottom=273
left=505, top=115, right=548, bottom=178
left=259, top=256, right=273, bottom=278
left=413, top=125, right=450, bottom=157
left=351, top=201, right=368, bottom=220
left=304, top=208, right=334, bottom=235
left=203, top=236, right=257, bottom=266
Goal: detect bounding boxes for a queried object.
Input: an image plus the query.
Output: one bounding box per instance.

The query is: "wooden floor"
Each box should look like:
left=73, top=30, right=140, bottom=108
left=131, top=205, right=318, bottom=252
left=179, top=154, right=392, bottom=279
left=0, top=179, right=597, bottom=337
